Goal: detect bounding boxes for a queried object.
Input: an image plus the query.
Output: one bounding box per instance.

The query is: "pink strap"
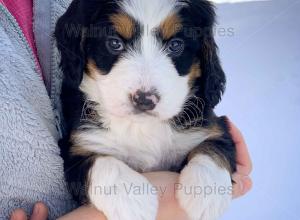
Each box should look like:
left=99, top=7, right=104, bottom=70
left=1, top=0, right=42, bottom=76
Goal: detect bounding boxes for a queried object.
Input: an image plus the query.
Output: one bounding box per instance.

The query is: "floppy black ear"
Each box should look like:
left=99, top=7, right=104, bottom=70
left=199, top=34, right=226, bottom=108
left=55, top=0, right=86, bottom=88
left=188, top=0, right=226, bottom=108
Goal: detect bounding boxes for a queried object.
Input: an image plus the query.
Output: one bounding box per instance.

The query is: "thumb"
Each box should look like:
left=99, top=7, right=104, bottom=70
left=232, top=174, right=252, bottom=199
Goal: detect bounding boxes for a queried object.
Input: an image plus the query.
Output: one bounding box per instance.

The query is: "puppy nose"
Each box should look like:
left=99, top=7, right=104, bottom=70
left=131, top=90, right=160, bottom=111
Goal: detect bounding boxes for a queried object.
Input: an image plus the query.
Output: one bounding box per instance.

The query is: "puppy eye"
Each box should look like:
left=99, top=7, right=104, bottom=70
left=166, top=38, right=184, bottom=56
left=106, top=37, right=125, bottom=53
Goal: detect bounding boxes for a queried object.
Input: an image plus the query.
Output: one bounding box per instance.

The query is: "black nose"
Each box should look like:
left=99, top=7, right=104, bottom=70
left=131, top=90, right=160, bottom=111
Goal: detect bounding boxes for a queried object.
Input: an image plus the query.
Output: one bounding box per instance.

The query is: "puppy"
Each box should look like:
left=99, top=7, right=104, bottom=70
left=55, top=0, right=236, bottom=219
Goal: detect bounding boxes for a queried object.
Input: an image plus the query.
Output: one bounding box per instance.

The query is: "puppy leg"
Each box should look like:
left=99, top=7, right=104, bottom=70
left=177, top=143, right=234, bottom=220
left=88, top=156, right=158, bottom=220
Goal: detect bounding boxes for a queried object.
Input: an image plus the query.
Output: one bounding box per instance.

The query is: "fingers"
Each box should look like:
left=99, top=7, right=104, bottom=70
left=10, top=203, right=48, bottom=220
left=30, top=203, right=48, bottom=220
left=232, top=173, right=253, bottom=199
left=10, top=209, right=27, bottom=220
left=227, top=118, right=253, bottom=175
left=226, top=118, right=253, bottom=199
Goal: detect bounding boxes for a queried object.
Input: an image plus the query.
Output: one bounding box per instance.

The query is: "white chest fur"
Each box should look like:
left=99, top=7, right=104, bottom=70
left=73, top=115, right=211, bottom=172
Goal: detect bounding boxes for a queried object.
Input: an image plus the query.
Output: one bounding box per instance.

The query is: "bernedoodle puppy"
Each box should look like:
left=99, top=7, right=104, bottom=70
left=55, top=0, right=236, bottom=219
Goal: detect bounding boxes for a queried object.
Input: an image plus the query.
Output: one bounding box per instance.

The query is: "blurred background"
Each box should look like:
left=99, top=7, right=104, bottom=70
left=212, top=0, right=300, bottom=219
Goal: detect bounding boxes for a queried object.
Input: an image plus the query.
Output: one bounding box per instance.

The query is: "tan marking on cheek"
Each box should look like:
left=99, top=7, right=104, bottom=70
left=160, top=14, right=182, bottom=40
left=110, top=14, right=135, bottom=39
left=86, top=59, right=104, bottom=79
left=188, top=62, right=202, bottom=87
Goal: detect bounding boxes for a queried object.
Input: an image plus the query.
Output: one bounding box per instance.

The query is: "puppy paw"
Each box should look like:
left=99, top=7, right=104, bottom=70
left=176, top=155, right=232, bottom=220
left=88, top=157, right=158, bottom=220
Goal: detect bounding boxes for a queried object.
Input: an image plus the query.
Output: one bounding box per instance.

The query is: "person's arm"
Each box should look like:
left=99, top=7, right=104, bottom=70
left=10, top=120, right=252, bottom=220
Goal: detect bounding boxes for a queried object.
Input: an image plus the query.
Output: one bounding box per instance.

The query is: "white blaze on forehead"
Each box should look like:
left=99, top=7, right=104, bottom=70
left=120, top=0, right=183, bottom=29
left=121, top=0, right=174, bottom=58
left=119, top=0, right=186, bottom=59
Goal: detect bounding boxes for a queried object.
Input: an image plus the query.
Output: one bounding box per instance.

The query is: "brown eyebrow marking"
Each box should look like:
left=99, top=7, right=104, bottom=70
left=110, top=13, right=135, bottom=39
left=159, top=14, right=182, bottom=40
left=188, top=62, right=202, bottom=87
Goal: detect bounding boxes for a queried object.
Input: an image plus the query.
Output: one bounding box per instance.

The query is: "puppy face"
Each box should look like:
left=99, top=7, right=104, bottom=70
left=56, top=0, right=225, bottom=123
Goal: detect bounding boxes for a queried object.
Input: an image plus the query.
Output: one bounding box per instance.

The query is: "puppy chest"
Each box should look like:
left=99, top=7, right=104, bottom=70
left=106, top=126, right=183, bottom=171
left=74, top=120, right=209, bottom=172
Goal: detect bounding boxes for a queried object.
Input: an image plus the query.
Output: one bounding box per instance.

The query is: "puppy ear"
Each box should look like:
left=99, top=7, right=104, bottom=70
left=199, top=34, right=226, bottom=108
left=55, top=0, right=86, bottom=88
left=188, top=0, right=226, bottom=108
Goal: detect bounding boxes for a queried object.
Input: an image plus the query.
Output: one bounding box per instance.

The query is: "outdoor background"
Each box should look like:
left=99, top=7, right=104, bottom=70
left=213, top=0, right=300, bottom=219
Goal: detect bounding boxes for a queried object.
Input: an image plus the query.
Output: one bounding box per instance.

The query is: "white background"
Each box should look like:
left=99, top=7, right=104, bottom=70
left=213, top=0, right=300, bottom=219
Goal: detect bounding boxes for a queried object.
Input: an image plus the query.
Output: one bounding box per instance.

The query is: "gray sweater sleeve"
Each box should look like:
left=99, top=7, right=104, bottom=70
left=0, top=4, right=76, bottom=219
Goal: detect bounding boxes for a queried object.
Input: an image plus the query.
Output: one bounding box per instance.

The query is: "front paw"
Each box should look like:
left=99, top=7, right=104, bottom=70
left=176, top=155, right=232, bottom=220
left=88, top=157, right=158, bottom=220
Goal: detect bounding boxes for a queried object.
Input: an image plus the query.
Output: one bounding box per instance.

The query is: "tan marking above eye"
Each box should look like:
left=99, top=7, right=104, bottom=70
left=159, top=14, right=182, bottom=40
left=110, top=13, right=135, bottom=39
left=188, top=62, right=202, bottom=87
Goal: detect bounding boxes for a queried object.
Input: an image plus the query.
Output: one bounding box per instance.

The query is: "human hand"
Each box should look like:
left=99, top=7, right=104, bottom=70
left=146, top=119, right=253, bottom=201
left=57, top=172, right=189, bottom=220
left=9, top=203, right=107, bottom=220
left=10, top=202, right=48, bottom=220
left=227, top=119, right=253, bottom=198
